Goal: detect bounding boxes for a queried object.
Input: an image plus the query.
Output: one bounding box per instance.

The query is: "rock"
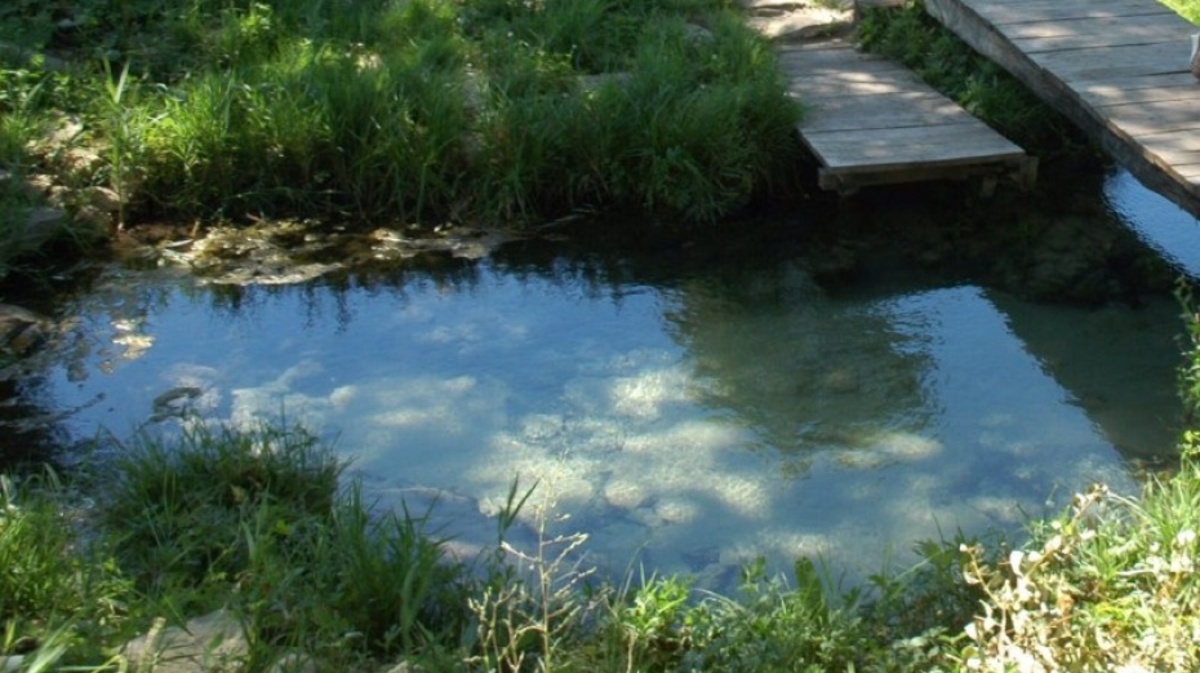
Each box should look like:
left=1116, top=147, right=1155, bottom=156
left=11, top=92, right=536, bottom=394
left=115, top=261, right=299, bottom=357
left=58, top=148, right=105, bottom=184
left=24, top=206, right=67, bottom=233
left=79, top=185, right=122, bottom=213
left=0, top=42, right=67, bottom=71
left=683, top=23, right=714, bottom=42
left=578, top=72, right=631, bottom=94
left=821, top=367, right=860, bottom=394
left=150, top=386, right=204, bottom=422
left=267, top=652, right=319, bottom=673
left=0, top=304, right=50, bottom=356
left=379, top=660, right=426, bottom=673
left=72, top=204, right=116, bottom=233
left=740, top=1, right=853, bottom=41
left=47, top=185, right=71, bottom=209
left=44, top=114, right=84, bottom=150
left=23, top=174, right=55, bottom=196
left=123, top=610, right=248, bottom=673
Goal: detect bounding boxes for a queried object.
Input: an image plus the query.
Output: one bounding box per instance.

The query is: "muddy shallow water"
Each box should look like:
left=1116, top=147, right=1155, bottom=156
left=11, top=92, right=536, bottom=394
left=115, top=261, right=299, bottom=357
left=5, top=165, right=1199, bottom=590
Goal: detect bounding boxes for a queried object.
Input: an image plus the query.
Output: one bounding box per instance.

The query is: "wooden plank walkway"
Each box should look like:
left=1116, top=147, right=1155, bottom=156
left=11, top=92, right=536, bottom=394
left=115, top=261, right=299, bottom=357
left=922, top=0, right=1200, bottom=216
left=778, top=38, right=1037, bottom=193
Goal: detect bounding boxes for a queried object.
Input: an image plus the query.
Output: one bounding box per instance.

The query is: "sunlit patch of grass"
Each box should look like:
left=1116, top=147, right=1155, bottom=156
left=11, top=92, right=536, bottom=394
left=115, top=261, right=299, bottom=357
left=1160, top=0, right=1200, bottom=23
left=1, top=0, right=803, bottom=227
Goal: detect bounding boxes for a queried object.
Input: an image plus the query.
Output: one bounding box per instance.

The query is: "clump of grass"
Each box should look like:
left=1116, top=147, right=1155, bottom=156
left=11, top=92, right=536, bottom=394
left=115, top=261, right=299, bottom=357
left=0, top=472, right=93, bottom=626
left=101, top=421, right=340, bottom=594
left=477, top=11, right=803, bottom=224
left=99, top=420, right=485, bottom=669
left=0, top=471, right=131, bottom=666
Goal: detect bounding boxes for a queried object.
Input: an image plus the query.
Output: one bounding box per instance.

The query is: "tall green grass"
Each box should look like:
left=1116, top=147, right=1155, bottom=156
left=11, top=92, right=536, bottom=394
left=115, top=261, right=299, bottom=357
left=3, top=0, right=801, bottom=227
left=0, top=65, right=64, bottom=281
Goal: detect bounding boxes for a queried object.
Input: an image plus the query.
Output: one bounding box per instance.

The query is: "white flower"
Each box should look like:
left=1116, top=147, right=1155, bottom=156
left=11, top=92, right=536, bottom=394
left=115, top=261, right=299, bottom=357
left=1174, top=529, right=1197, bottom=549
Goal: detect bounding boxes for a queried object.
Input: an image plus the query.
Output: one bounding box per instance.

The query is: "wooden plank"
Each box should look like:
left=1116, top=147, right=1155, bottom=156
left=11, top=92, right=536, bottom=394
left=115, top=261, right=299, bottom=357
left=967, top=0, right=1176, bottom=24
left=782, top=38, right=1032, bottom=193
left=788, top=76, right=917, bottom=100
left=777, top=44, right=901, bottom=69
left=1079, top=77, right=1199, bottom=104
left=802, top=91, right=982, bottom=131
left=805, top=124, right=1024, bottom=169
left=1103, top=115, right=1200, bottom=138
left=1027, top=42, right=1189, bottom=82
left=1002, top=13, right=1185, bottom=40
left=1016, top=35, right=1182, bottom=56
left=1140, top=130, right=1200, bottom=156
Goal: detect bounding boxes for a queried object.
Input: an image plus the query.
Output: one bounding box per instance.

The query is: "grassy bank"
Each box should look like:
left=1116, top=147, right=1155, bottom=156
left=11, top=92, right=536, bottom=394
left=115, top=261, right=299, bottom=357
left=0, top=0, right=803, bottom=237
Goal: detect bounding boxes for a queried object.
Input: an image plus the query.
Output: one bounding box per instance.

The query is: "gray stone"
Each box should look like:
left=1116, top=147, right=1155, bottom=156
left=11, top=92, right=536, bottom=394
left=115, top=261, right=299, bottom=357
left=24, top=173, right=55, bottom=196
left=123, top=610, right=248, bottom=673
left=72, top=204, right=116, bottom=233
left=59, top=148, right=105, bottom=184
left=267, top=652, right=319, bottom=673
left=45, top=114, right=84, bottom=149
left=379, top=660, right=426, bottom=673
left=739, top=0, right=853, bottom=41
left=683, top=23, right=714, bottom=42
left=0, top=303, right=50, bottom=356
left=79, top=185, right=123, bottom=213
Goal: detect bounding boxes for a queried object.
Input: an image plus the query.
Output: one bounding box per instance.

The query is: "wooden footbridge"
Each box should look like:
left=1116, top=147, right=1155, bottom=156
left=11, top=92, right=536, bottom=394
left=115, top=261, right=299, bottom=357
left=921, top=0, right=1200, bottom=217
left=778, top=38, right=1037, bottom=193
left=774, top=0, right=1200, bottom=214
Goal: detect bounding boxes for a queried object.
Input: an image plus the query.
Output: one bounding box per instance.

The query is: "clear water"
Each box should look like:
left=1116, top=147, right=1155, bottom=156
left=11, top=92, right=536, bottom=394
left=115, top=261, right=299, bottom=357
left=1105, top=169, right=1200, bottom=276
left=24, top=169, right=1197, bottom=589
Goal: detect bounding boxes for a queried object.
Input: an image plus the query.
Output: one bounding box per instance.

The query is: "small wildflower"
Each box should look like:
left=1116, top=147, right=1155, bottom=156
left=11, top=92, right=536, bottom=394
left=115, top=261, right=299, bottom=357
left=1174, top=529, right=1196, bottom=548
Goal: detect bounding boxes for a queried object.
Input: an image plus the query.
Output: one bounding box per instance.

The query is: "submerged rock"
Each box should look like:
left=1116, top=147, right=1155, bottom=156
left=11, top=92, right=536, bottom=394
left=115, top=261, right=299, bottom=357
left=126, top=219, right=523, bottom=286
left=0, top=304, right=51, bottom=357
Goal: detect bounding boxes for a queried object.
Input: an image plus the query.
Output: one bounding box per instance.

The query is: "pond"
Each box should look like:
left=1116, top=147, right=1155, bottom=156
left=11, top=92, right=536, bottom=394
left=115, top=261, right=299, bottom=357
left=8, top=166, right=1200, bottom=590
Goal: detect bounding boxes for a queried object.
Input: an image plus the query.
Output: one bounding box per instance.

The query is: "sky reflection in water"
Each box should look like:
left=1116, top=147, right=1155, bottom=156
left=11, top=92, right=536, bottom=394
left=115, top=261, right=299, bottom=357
left=45, top=237, right=1181, bottom=588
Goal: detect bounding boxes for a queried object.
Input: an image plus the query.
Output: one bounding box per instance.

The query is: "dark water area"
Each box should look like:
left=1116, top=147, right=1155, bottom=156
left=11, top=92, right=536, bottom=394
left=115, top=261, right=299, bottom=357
left=2, top=161, right=1198, bottom=589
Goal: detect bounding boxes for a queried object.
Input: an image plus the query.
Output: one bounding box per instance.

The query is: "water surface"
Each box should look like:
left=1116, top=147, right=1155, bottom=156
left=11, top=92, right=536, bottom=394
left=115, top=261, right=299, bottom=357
left=17, top=168, right=1197, bottom=589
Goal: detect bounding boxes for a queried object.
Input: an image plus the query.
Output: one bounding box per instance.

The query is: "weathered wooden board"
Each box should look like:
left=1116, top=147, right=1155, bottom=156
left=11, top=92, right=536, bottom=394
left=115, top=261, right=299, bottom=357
left=799, top=92, right=975, bottom=131
left=1028, top=43, right=1188, bottom=82
left=1002, top=13, right=1181, bottom=41
left=805, top=125, right=1025, bottom=168
left=782, top=38, right=1033, bottom=192
left=1079, top=77, right=1198, bottom=104
left=922, top=0, right=1200, bottom=216
left=968, top=0, right=1175, bottom=25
